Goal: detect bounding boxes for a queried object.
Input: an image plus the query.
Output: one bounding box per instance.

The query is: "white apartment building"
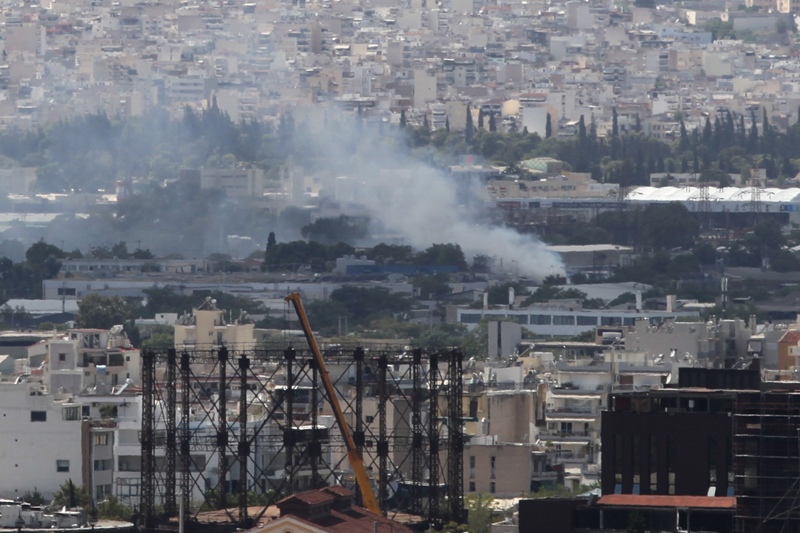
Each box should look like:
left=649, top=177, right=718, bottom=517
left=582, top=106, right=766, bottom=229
left=47, top=328, right=141, bottom=395
left=534, top=354, right=671, bottom=488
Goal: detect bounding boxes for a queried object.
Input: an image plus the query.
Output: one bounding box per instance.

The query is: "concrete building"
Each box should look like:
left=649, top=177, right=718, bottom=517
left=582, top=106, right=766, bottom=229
left=173, top=298, right=255, bottom=349
left=0, top=383, right=86, bottom=499
left=465, top=440, right=543, bottom=496
left=200, top=167, right=266, bottom=198
left=455, top=306, right=699, bottom=337
left=46, top=328, right=141, bottom=395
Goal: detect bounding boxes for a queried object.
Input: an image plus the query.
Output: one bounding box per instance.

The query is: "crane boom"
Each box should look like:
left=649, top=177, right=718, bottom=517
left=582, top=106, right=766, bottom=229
left=284, top=292, right=381, bottom=515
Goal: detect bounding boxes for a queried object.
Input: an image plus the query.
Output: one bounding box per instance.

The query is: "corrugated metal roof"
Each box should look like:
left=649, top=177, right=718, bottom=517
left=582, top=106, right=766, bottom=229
left=626, top=186, right=800, bottom=204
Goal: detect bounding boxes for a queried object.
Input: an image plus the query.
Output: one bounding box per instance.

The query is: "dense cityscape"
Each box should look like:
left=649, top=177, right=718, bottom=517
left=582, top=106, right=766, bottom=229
left=3, top=0, right=800, bottom=531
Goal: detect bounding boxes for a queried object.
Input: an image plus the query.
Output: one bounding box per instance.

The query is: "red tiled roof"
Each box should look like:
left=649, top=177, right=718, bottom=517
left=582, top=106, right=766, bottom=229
left=597, top=495, right=736, bottom=510
left=322, top=485, right=354, bottom=498
left=278, top=490, right=334, bottom=507
left=263, top=506, right=415, bottom=533
left=257, top=487, right=414, bottom=533
left=780, top=330, right=800, bottom=345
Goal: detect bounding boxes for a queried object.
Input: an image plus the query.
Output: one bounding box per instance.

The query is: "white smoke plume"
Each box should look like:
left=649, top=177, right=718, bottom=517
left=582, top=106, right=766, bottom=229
left=296, top=112, right=565, bottom=281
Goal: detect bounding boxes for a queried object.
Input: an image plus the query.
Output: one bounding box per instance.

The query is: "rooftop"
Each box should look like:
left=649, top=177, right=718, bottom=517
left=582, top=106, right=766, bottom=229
left=596, top=494, right=736, bottom=510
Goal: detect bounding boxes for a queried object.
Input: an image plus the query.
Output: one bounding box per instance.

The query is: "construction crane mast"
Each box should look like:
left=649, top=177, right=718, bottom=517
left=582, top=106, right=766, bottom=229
left=284, top=292, right=382, bottom=515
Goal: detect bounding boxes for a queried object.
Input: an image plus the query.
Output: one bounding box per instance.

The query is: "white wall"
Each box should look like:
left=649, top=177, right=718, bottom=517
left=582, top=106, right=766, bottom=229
left=0, top=385, right=84, bottom=499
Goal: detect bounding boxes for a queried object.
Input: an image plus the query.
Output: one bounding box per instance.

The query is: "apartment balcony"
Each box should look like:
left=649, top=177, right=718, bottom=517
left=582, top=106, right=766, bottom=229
left=553, top=451, right=592, bottom=465
left=545, top=407, right=599, bottom=422
left=537, top=430, right=595, bottom=443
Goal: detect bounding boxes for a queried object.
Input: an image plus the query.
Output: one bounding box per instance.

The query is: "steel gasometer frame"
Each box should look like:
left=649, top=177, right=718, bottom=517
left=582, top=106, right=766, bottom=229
left=139, top=345, right=465, bottom=529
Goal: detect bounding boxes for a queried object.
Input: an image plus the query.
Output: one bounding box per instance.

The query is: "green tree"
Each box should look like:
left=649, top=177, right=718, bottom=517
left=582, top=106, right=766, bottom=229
left=466, top=104, right=475, bottom=143
left=412, top=273, right=452, bottom=299
left=25, top=240, right=65, bottom=287
left=411, top=323, right=470, bottom=349
left=366, top=243, right=415, bottom=264
left=51, top=480, right=91, bottom=509
left=300, top=215, right=368, bottom=245
left=96, top=495, right=132, bottom=520
left=22, top=487, right=46, bottom=505
left=465, top=493, right=496, bottom=533
left=415, top=243, right=468, bottom=270
left=141, top=324, right=175, bottom=351
left=77, top=294, right=132, bottom=330
left=545, top=113, right=552, bottom=139
left=262, top=231, right=277, bottom=271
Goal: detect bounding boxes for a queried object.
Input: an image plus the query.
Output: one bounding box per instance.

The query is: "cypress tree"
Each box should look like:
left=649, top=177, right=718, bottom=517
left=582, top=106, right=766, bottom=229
left=399, top=108, right=407, bottom=128
left=545, top=113, right=552, bottom=138
left=749, top=110, right=759, bottom=151
left=465, top=104, right=474, bottom=142
left=612, top=107, right=619, bottom=138
left=679, top=118, right=688, bottom=149
left=703, top=116, right=713, bottom=145
left=488, top=112, right=497, bottom=132
left=263, top=231, right=276, bottom=271
left=762, top=107, right=773, bottom=152
left=739, top=115, right=747, bottom=146
left=478, top=108, right=485, bottom=130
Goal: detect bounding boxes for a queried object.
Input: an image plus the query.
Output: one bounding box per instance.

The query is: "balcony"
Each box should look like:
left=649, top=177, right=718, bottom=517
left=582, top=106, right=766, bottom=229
left=537, top=430, right=594, bottom=442
left=545, top=407, right=599, bottom=421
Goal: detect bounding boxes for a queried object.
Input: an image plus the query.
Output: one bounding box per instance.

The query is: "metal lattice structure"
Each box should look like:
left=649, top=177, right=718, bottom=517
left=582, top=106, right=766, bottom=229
left=140, top=345, right=465, bottom=529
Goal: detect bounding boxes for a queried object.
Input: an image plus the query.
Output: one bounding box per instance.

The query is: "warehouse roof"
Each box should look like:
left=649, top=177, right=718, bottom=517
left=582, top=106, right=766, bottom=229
left=626, top=186, right=800, bottom=203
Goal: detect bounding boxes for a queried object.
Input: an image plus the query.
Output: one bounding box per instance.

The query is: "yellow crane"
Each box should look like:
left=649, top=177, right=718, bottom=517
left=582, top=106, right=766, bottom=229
left=284, top=292, right=382, bottom=515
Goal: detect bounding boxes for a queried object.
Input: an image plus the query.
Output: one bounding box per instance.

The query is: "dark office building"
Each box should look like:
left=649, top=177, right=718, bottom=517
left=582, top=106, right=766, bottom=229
left=734, top=391, right=800, bottom=532
left=601, top=389, right=736, bottom=498
left=601, top=385, right=800, bottom=533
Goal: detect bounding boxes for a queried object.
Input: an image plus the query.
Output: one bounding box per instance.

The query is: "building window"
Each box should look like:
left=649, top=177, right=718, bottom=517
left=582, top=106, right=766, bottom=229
left=63, top=407, right=79, bottom=421
left=96, top=484, right=112, bottom=499
left=553, top=315, right=576, bottom=326
left=530, top=314, right=551, bottom=325
left=56, top=460, right=70, bottom=472
left=490, top=482, right=496, bottom=494
left=93, top=434, right=109, bottom=446
left=469, top=482, right=476, bottom=492
left=31, top=411, right=47, bottom=422
left=94, top=459, right=111, bottom=471
left=59, top=353, right=66, bottom=362
left=469, top=456, right=476, bottom=479
left=490, top=456, right=496, bottom=479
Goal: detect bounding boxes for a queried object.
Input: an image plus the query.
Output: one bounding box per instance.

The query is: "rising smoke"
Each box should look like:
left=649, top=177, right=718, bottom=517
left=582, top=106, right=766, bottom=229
left=296, top=111, right=565, bottom=281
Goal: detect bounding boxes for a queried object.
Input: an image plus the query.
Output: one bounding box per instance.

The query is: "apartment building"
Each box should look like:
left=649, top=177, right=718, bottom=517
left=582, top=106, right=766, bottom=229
left=173, top=298, right=255, bottom=349
left=47, top=328, right=141, bottom=395
left=0, top=382, right=86, bottom=499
